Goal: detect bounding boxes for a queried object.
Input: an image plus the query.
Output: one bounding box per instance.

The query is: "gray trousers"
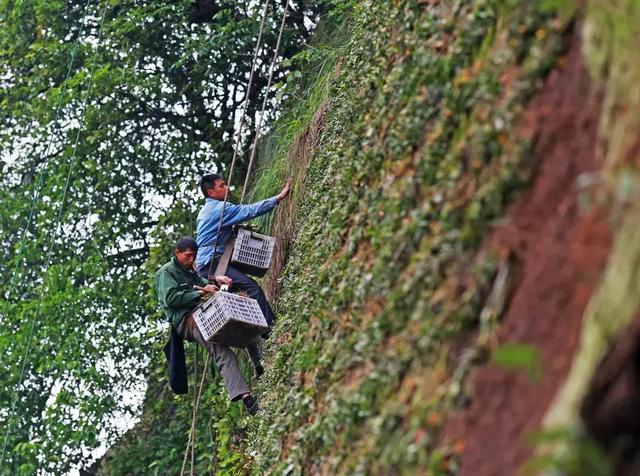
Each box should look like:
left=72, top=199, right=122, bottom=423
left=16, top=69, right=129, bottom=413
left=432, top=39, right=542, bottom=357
left=178, top=314, right=262, bottom=401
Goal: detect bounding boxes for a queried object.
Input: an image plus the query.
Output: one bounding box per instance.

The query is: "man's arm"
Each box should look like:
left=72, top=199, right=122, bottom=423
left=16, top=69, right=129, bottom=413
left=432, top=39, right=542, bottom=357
left=221, top=197, right=278, bottom=227
left=221, top=180, right=292, bottom=227
left=155, top=269, right=201, bottom=309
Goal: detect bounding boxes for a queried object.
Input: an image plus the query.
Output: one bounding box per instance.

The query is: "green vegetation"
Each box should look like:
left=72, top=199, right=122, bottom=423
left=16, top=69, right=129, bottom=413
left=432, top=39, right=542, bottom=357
left=10, top=0, right=640, bottom=473
left=0, top=1, right=327, bottom=473
left=241, top=0, right=566, bottom=473
left=98, top=0, right=570, bottom=473
left=492, top=343, right=543, bottom=382
left=525, top=429, right=613, bottom=476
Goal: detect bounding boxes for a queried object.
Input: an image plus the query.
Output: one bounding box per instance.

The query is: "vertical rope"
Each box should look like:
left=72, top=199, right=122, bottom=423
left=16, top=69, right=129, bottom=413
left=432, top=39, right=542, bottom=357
left=185, top=0, right=290, bottom=471
left=185, top=0, right=273, bottom=471
left=206, top=0, right=271, bottom=282
left=226, top=0, right=271, bottom=192
left=240, top=1, right=290, bottom=204
left=2, top=0, right=93, bottom=308
left=190, top=346, right=198, bottom=475
left=179, top=354, right=211, bottom=476
left=180, top=345, right=200, bottom=476
left=0, top=0, right=109, bottom=467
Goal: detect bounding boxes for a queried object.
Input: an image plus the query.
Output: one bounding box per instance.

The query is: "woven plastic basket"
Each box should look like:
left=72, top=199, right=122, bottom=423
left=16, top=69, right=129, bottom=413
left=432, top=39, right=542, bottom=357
left=230, top=228, right=276, bottom=277
left=192, top=290, right=268, bottom=348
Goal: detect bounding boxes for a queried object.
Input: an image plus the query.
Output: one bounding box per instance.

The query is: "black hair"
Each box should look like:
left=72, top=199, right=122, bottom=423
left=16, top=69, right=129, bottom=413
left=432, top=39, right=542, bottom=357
left=176, top=236, right=198, bottom=252
left=200, top=173, right=224, bottom=198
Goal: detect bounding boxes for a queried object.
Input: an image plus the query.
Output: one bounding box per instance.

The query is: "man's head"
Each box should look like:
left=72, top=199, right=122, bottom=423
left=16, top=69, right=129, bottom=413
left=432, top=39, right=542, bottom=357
left=200, top=173, right=227, bottom=200
left=174, top=236, right=198, bottom=269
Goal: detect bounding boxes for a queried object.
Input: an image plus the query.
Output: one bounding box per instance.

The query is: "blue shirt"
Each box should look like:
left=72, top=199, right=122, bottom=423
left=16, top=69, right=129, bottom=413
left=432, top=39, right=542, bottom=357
left=195, top=196, right=278, bottom=272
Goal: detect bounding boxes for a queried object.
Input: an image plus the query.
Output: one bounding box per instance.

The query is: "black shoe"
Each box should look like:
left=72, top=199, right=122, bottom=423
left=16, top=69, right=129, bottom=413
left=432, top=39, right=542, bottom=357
left=261, top=330, right=271, bottom=340
left=254, top=363, right=265, bottom=379
left=243, top=395, right=259, bottom=416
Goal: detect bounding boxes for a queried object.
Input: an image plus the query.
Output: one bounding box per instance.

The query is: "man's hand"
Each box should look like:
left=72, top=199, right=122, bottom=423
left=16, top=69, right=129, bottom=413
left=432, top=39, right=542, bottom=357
left=215, top=276, right=233, bottom=288
left=276, top=179, right=293, bottom=203
left=194, top=284, right=218, bottom=296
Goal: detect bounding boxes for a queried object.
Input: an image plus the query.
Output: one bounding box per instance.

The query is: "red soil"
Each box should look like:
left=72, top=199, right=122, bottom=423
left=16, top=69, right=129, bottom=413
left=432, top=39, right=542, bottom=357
left=444, top=32, right=613, bottom=475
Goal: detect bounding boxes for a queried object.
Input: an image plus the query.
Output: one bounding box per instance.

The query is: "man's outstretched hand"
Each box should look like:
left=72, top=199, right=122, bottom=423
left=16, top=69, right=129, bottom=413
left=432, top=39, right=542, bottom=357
left=276, top=179, right=293, bottom=203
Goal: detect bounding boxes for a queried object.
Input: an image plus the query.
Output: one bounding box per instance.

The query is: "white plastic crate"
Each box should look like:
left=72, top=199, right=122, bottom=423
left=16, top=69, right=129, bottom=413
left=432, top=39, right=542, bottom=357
left=192, top=290, right=268, bottom=348
left=230, top=228, right=276, bottom=277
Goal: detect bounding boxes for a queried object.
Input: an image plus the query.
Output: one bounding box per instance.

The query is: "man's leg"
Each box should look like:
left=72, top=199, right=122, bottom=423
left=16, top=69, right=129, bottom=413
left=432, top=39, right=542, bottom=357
left=179, top=315, right=250, bottom=401
left=246, top=339, right=264, bottom=377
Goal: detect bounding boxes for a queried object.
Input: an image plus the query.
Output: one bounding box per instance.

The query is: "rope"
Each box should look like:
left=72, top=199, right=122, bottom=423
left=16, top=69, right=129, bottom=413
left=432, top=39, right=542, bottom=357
left=190, top=346, right=198, bottom=474
left=206, top=0, right=271, bottom=283
left=180, top=345, right=200, bottom=476
left=226, top=0, right=270, bottom=197
left=183, top=1, right=290, bottom=471
left=240, top=1, right=290, bottom=204
left=2, top=0, right=93, bottom=308
left=0, top=1, right=109, bottom=467
left=180, top=353, right=211, bottom=476
left=183, top=0, right=273, bottom=470
left=185, top=1, right=274, bottom=468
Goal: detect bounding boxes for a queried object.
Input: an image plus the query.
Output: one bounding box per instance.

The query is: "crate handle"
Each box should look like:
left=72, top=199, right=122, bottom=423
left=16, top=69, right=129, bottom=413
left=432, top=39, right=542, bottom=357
left=249, top=232, right=265, bottom=241
left=200, top=297, right=215, bottom=312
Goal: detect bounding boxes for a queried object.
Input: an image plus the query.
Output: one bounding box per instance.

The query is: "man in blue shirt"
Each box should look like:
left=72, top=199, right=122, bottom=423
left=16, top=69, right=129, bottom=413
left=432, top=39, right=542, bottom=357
left=195, top=173, right=292, bottom=332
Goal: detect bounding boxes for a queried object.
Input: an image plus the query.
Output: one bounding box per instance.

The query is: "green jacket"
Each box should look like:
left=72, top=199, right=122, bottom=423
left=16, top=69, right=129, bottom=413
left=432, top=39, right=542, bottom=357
left=154, top=257, right=208, bottom=328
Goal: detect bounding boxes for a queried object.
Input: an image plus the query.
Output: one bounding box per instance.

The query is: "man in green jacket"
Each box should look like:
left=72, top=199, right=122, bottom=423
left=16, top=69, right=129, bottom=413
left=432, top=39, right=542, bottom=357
left=154, top=236, right=261, bottom=415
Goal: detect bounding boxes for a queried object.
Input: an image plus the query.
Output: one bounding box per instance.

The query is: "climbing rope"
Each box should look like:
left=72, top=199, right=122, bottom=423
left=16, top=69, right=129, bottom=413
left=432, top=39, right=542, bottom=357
left=190, top=347, right=199, bottom=474
left=180, top=352, right=212, bottom=476
left=240, top=1, right=290, bottom=204
left=205, top=0, right=271, bottom=284
left=183, top=1, right=291, bottom=471
left=206, top=0, right=290, bottom=278
left=180, top=346, right=202, bottom=476
left=185, top=0, right=273, bottom=470
left=0, top=0, right=109, bottom=467
left=2, top=0, right=94, bottom=310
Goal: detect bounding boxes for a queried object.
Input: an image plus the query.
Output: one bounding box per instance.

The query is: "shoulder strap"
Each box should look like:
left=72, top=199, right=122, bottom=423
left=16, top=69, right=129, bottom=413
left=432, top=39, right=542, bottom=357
left=213, top=234, right=236, bottom=279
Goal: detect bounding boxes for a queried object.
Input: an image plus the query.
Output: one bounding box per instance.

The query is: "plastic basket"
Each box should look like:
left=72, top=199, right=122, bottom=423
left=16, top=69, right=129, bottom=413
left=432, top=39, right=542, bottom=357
left=230, top=228, right=276, bottom=277
left=192, top=291, right=268, bottom=348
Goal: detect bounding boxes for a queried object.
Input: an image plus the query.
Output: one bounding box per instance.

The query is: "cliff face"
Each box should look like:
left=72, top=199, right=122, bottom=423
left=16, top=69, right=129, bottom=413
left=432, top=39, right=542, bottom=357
left=100, top=1, right=640, bottom=474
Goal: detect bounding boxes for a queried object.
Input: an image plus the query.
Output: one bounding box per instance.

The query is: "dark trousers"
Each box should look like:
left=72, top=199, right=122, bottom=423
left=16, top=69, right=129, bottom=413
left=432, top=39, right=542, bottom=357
left=198, top=262, right=276, bottom=327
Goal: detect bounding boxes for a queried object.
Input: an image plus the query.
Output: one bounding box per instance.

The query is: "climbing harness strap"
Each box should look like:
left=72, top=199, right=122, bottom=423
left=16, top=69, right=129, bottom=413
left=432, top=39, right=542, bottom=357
left=214, top=234, right=236, bottom=277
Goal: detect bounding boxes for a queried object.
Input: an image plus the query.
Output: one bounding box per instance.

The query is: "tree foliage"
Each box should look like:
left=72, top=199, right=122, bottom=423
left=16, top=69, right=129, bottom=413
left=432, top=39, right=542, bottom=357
left=0, top=0, right=326, bottom=472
